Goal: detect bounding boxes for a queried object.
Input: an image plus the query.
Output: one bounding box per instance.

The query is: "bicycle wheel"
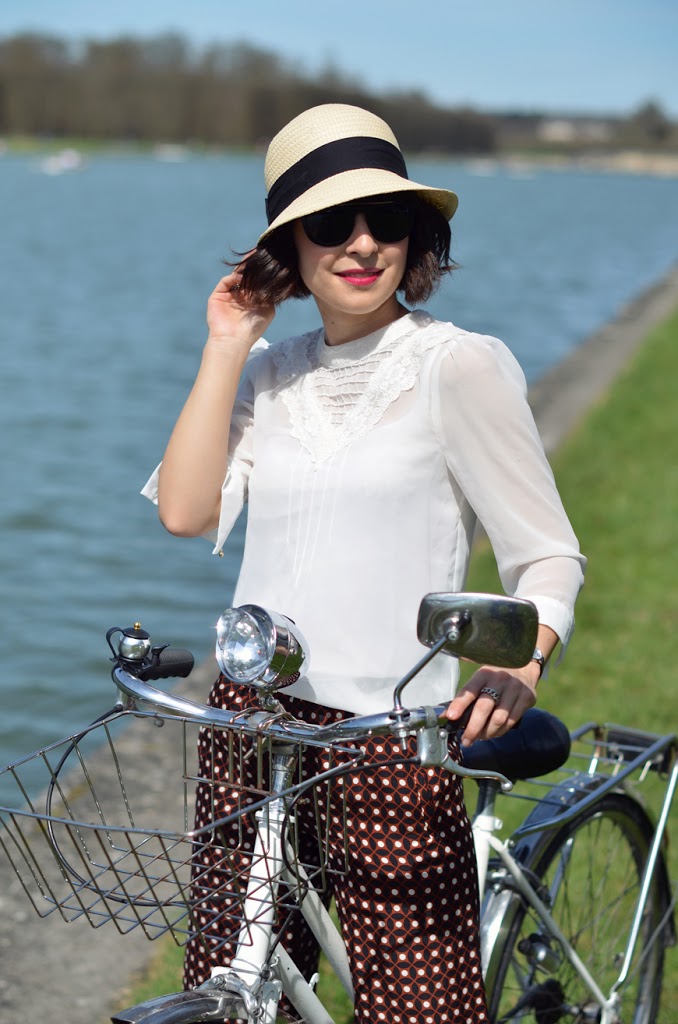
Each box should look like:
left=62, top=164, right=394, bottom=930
left=484, top=792, right=668, bottom=1024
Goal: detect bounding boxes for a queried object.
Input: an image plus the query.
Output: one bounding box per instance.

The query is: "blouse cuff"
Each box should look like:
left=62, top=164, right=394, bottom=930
left=140, top=462, right=247, bottom=556
left=140, top=464, right=161, bottom=505
left=205, top=461, right=247, bottom=555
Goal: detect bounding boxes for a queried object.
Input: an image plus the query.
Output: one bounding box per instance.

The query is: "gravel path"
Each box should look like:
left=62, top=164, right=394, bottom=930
left=1, top=264, right=677, bottom=1023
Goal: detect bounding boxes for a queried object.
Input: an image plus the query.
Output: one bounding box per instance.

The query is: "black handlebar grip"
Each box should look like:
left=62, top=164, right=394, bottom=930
left=138, top=646, right=195, bottom=681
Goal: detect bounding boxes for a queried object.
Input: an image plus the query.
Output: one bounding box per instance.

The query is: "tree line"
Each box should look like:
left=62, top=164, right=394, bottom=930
left=0, top=32, right=497, bottom=153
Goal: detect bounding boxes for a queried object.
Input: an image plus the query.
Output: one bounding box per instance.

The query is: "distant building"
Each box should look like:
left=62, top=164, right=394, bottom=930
left=494, top=111, right=620, bottom=150
left=538, top=118, right=616, bottom=144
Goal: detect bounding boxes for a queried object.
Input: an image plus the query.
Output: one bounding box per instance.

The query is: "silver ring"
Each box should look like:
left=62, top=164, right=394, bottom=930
left=480, top=686, right=501, bottom=704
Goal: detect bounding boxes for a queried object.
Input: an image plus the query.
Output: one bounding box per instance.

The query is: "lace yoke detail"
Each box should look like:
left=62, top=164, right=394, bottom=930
left=270, top=311, right=452, bottom=464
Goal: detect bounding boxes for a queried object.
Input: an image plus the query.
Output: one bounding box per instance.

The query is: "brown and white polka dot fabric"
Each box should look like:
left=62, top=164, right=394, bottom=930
left=184, top=677, right=489, bottom=1023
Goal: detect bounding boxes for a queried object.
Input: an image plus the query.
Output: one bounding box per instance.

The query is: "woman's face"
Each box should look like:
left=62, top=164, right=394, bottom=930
left=293, top=200, right=410, bottom=343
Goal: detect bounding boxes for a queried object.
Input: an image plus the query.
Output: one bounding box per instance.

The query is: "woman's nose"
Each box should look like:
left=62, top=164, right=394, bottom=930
left=346, top=213, right=379, bottom=255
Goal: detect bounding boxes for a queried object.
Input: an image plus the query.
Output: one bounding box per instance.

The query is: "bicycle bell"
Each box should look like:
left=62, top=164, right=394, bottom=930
left=106, top=623, right=152, bottom=663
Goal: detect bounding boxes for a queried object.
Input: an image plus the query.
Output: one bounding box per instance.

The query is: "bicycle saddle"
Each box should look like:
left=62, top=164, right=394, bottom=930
left=461, top=708, right=570, bottom=781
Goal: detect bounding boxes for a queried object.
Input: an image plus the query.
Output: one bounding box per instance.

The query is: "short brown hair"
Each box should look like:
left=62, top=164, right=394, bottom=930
left=230, top=198, right=455, bottom=307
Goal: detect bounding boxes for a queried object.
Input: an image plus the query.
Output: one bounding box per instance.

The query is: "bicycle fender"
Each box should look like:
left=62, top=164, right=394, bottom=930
left=111, top=989, right=229, bottom=1023
left=509, top=770, right=604, bottom=849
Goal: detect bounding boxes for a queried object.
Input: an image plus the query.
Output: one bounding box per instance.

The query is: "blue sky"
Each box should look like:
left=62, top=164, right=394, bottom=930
left=1, top=0, right=676, bottom=117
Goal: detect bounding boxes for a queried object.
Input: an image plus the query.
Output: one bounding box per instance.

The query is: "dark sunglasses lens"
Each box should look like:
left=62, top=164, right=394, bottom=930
left=366, top=204, right=415, bottom=242
left=302, top=201, right=415, bottom=246
left=302, top=209, right=355, bottom=246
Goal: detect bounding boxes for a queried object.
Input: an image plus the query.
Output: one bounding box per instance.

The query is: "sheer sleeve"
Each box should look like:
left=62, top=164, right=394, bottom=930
left=141, top=344, right=265, bottom=556
left=430, top=333, right=586, bottom=651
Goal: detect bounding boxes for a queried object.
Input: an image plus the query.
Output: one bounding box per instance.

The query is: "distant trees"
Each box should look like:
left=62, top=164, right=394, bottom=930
left=0, top=31, right=497, bottom=153
left=3, top=33, right=674, bottom=154
left=621, top=100, right=673, bottom=146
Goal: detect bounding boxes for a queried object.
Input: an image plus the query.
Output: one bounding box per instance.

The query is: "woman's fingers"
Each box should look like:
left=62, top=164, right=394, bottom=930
left=445, top=667, right=537, bottom=747
left=211, top=272, right=244, bottom=300
left=206, top=273, right=274, bottom=343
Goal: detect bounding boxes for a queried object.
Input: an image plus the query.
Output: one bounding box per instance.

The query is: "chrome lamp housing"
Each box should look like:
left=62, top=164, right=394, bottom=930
left=215, top=604, right=308, bottom=693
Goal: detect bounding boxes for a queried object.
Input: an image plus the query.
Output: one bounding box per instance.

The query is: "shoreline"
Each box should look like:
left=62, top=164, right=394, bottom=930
left=1, top=264, right=678, bottom=1022
left=470, top=150, right=678, bottom=179
left=527, top=262, right=678, bottom=451
left=3, top=137, right=678, bottom=179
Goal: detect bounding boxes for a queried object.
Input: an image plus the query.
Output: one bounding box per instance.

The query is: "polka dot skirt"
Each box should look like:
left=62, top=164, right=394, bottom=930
left=184, top=677, right=489, bottom=1023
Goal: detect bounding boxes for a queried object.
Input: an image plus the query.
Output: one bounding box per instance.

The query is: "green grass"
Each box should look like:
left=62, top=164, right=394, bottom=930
left=115, top=306, right=678, bottom=1020
left=108, top=939, right=185, bottom=1021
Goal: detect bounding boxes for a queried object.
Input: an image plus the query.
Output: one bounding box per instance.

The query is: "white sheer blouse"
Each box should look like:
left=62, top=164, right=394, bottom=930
left=143, top=311, right=585, bottom=715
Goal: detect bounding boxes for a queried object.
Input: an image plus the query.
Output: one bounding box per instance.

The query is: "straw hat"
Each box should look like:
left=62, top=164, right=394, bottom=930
left=259, top=103, right=458, bottom=243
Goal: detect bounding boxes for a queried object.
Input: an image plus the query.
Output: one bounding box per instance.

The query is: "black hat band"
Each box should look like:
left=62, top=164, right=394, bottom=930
left=265, top=136, right=409, bottom=225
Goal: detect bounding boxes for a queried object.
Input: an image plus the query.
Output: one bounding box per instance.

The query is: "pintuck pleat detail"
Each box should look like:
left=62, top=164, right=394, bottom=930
left=270, top=311, right=453, bottom=464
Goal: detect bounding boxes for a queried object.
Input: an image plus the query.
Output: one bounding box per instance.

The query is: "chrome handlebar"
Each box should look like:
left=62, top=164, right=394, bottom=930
left=112, top=666, right=513, bottom=791
left=113, top=664, right=448, bottom=739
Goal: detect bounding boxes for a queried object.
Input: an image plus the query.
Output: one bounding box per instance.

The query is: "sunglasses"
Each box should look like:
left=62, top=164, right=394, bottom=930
left=301, top=198, right=416, bottom=247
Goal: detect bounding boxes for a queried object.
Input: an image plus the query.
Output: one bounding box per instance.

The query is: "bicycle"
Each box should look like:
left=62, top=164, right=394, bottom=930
left=0, top=592, right=674, bottom=1023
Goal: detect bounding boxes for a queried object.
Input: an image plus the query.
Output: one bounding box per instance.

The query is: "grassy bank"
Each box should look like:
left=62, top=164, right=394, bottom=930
left=111, top=305, right=678, bottom=1020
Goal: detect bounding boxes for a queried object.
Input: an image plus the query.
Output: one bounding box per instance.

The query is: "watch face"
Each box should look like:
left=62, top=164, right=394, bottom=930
left=531, top=649, right=545, bottom=675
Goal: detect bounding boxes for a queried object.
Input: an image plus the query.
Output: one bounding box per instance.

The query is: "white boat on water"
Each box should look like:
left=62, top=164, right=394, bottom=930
left=153, top=143, right=189, bottom=162
left=38, top=148, right=85, bottom=175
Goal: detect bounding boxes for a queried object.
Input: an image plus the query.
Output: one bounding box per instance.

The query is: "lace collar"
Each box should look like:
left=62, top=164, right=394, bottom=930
left=270, top=310, right=448, bottom=465
left=314, top=311, right=418, bottom=367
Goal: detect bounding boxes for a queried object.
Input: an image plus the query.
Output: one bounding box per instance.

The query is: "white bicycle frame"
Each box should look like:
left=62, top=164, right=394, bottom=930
left=208, top=749, right=353, bottom=1024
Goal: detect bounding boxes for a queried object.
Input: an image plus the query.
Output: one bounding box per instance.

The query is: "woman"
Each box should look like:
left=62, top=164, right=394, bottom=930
left=143, top=103, right=585, bottom=1022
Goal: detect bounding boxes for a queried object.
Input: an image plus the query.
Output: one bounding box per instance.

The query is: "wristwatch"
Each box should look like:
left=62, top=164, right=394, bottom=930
left=531, top=648, right=546, bottom=678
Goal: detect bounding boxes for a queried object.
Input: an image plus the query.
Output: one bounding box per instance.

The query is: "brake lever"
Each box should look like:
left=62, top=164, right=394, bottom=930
left=419, top=703, right=513, bottom=792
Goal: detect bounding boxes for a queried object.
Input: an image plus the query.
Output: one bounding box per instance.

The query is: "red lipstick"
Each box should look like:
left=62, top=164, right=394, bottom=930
left=337, top=269, right=383, bottom=287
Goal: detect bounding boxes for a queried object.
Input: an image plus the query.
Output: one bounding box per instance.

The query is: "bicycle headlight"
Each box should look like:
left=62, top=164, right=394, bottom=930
left=215, top=604, right=308, bottom=691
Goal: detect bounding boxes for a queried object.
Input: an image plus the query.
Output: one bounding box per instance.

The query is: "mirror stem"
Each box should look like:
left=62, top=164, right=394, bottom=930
left=392, top=633, right=450, bottom=713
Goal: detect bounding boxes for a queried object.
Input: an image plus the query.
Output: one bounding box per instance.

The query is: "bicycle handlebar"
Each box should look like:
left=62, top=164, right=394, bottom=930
left=112, top=666, right=514, bottom=790
left=113, top=664, right=448, bottom=739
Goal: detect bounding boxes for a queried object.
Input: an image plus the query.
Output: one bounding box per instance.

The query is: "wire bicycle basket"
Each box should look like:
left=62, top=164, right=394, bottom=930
left=0, top=709, right=362, bottom=950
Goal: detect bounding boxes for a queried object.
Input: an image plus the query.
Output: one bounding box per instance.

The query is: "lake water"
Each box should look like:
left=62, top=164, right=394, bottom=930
left=1, top=149, right=678, bottom=791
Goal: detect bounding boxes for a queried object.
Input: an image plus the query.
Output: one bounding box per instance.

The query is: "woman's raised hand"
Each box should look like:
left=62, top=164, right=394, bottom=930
left=206, top=269, right=275, bottom=350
